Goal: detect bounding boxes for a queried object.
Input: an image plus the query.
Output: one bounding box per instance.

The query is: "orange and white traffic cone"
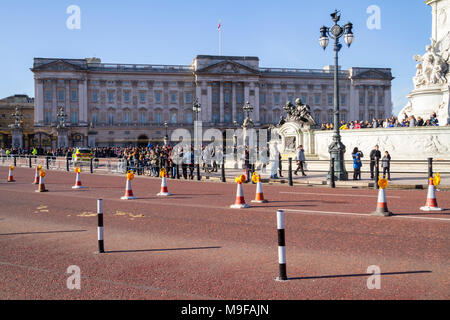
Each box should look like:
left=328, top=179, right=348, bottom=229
left=251, top=181, right=268, bottom=203
left=157, top=176, right=172, bottom=196
left=36, top=171, right=48, bottom=192
left=7, top=166, right=15, bottom=182
left=32, top=165, right=41, bottom=184
left=72, top=168, right=85, bottom=189
left=420, top=178, right=443, bottom=211
left=230, top=175, right=250, bottom=209
left=371, top=187, right=392, bottom=216
left=121, top=171, right=136, bottom=200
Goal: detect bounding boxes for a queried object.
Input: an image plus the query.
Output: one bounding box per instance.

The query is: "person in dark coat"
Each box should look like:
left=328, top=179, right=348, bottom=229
left=369, top=145, right=381, bottom=179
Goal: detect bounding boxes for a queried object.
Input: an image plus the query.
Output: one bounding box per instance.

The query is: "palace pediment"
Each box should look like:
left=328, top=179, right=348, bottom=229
left=195, top=60, right=260, bottom=75
left=351, top=69, right=393, bottom=80
left=32, top=59, right=86, bottom=72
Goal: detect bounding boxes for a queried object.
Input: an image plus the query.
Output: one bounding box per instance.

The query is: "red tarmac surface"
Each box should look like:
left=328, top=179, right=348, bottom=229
left=0, top=167, right=449, bottom=300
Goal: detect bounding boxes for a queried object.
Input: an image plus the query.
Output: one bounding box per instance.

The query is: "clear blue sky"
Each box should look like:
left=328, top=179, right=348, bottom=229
left=0, top=0, right=432, bottom=115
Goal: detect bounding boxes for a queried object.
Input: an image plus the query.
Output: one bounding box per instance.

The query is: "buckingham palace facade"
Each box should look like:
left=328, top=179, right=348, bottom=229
left=31, top=55, right=393, bottom=148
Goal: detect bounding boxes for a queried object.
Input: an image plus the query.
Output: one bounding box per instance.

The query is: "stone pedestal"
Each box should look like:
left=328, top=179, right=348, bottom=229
left=400, top=0, right=450, bottom=125
left=57, top=128, right=69, bottom=148
left=11, top=128, right=23, bottom=149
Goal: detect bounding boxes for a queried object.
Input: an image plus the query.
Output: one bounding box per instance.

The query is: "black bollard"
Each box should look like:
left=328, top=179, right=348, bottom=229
left=46, top=156, right=49, bottom=170
left=330, top=158, right=336, bottom=188
left=196, top=163, right=201, bottom=181
left=221, top=160, right=226, bottom=183
left=288, top=158, right=293, bottom=187
left=90, top=158, right=94, bottom=174
left=97, top=199, right=105, bottom=253
left=13, top=155, right=16, bottom=167
left=28, top=156, right=32, bottom=168
left=276, top=210, right=288, bottom=281
left=428, top=158, right=433, bottom=178
left=176, top=164, right=180, bottom=179
left=375, top=159, right=380, bottom=189
left=66, top=158, right=70, bottom=171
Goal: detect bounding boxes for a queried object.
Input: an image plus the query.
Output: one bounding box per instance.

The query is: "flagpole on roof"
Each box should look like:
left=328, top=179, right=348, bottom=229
left=218, top=19, right=222, bottom=56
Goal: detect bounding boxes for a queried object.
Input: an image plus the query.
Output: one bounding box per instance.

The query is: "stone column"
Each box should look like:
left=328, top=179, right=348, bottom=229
left=52, top=79, right=57, bottom=123
left=244, top=82, right=250, bottom=104
left=254, top=83, right=260, bottom=124
left=219, top=81, right=224, bottom=123
left=232, top=82, right=237, bottom=122
left=79, top=79, right=88, bottom=125
left=206, top=82, right=212, bottom=122
left=35, top=79, right=44, bottom=124
left=384, top=85, right=392, bottom=118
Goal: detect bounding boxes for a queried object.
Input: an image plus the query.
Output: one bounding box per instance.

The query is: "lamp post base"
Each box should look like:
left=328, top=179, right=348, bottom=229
left=327, top=135, right=348, bottom=181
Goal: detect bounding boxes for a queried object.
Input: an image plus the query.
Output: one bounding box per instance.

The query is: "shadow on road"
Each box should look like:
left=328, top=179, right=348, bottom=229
left=0, top=230, right=87, bottom=236
left=105, top=246, right=222, bottom=254
left=288, top=270, right=432, bottom=281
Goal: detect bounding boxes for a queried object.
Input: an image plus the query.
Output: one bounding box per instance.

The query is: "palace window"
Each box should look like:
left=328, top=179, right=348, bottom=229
left=155, top=112, right=162, bottom=124
left=237, top=93, right=243, bottom=104
left=71, top=111, right=78, bottom=124
left=124, top=91, right=130, bottom=103
left=155, top=92, right=161, bottom=103
left=170, top=112, right=177, bottom=124
left=341, top=94, right=346, bottom=105
left=124, top=111, right=130, bottom=124
left=185, top=93, right=192, bottom=104
left=212, top=93, right=218, bottom=103
left=108, top=91, right=114, bottom=103
left=92, top=113, right=98, bottom=124
left=108, top=113, right=114, bottom=125
left=44, top=90, right=52, bottom=102
left=140, top=112, right=146, bottom=124
left=328, top=95, right=333, bottom=106
left=92, top=91, right=98, bottom=103
left=71, top=90, right=77, bottom=102
left=315, top=94, right=321, bottom=105
left=186, top=113, right=193, bottom=124
left=58, top=90, right=65, bottom=102
left=45, top=111, right=52, bottom=123
left=139, top=92, right=146, bottom=103
left=224, top=92, right=230, bottom=104
left=273, top=93, right=280, bottom=105
left=170, top=93, right=177, bottom=103
left=260, top=93, right=265, bottom=104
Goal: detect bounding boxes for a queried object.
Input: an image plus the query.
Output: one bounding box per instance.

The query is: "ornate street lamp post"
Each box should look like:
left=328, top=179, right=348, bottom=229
left=320, top=10, right=354, bottom=181
left=192, top=98, right=202, bottom=123
left=163, top=121, right=168, bottom=146
left=192, top=98, right=202, bottom=161
left=9, top=106, right=24, bottom=149
left=55, top=106, right=69, bottom=148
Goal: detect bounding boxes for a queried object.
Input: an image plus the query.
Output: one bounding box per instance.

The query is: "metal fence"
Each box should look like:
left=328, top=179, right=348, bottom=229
left=1, top=155, right=448, bottom=187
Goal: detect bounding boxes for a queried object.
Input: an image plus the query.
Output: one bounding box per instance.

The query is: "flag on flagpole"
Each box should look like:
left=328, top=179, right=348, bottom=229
left=218, top=19, right=222, bottom=56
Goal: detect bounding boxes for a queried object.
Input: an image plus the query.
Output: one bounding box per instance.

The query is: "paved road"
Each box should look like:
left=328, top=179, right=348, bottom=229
left=0, top=167, right=449, bottom=299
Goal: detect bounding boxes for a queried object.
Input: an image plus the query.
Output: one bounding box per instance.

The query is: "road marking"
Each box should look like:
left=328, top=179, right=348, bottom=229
left=280, top=192, right=401, bottom=199
left=282, top=208, right=450, bottom=222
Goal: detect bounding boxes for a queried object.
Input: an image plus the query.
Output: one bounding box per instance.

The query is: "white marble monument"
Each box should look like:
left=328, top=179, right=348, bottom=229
left=399, top=0, right=450, bottom=125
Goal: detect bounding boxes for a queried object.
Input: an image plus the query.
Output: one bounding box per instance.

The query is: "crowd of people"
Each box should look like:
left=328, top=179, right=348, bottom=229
left=321, top=112, right=443, bottom=130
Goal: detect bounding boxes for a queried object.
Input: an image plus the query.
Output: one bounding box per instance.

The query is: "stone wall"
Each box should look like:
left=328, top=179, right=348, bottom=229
left=310, top=127, right=450, bottom=161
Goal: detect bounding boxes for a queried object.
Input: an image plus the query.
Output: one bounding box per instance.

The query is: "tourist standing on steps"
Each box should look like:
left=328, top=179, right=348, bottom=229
left=369, top=145, right=381, bottom=179
left=381, top=151, right=391, bottom=181
left=352, top=147, right=364, bottom=181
